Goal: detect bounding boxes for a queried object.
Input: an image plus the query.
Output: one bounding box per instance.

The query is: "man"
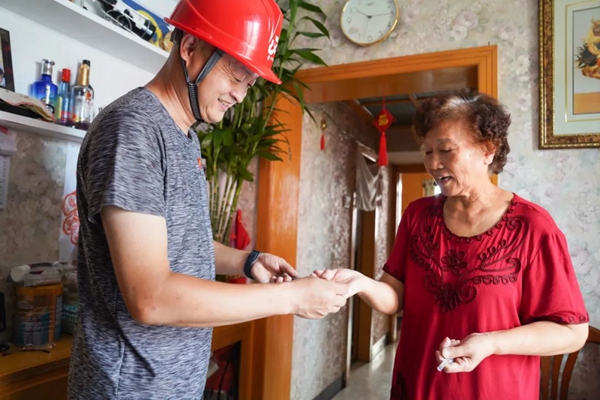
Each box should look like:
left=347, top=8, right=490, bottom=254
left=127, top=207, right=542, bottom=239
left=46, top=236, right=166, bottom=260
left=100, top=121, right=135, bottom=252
left=68, top=0, right=348, bottom=398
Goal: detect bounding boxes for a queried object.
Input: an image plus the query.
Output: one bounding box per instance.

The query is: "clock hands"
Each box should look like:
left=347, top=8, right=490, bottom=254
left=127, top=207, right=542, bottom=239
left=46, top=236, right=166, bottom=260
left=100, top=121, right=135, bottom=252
left=355, top=9, right=391, bottom=19
left=356, top=9, right=371, bottom=18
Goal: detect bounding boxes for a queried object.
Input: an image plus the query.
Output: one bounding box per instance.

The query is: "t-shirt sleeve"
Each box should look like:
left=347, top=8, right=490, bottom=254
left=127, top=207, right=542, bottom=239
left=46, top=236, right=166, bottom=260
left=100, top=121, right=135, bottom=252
left=82, top=111, right=165, bottom=222
left=520, top=229, right=589, bottom=325
left=383, top=203, right=413, bottom=283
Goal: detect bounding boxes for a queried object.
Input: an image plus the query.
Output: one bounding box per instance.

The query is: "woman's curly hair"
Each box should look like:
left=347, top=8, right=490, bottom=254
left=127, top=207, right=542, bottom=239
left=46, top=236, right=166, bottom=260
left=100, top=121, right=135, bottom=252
left=413, top=91, right=511, bottom=174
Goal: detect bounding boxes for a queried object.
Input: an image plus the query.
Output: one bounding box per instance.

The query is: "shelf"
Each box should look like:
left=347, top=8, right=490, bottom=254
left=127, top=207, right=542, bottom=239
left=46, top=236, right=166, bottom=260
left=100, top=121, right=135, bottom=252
left=0, top=111, right=86, bottom=143
left=0, top=0, right=170, bottom=74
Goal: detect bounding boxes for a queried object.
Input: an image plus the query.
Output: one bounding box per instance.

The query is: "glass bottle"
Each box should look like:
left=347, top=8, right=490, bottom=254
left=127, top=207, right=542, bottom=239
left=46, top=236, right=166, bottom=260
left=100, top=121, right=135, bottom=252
left=71, top=60, right=94, bottom=130
left=55, top=68, right=73, bottom=127
left=31, top=59, right=58, bottom=114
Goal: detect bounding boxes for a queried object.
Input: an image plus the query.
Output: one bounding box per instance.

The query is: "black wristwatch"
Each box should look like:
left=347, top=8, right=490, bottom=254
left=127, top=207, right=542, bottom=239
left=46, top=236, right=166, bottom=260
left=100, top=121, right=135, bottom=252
left=243, top=250, right=261, bottom=280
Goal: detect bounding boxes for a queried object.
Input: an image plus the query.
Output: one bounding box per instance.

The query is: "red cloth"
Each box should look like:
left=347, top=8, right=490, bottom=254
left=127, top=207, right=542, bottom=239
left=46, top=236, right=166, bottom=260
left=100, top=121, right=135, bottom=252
left=383, top=194, right=589, bottom=400
left=231, top=210, right=251, bottom=250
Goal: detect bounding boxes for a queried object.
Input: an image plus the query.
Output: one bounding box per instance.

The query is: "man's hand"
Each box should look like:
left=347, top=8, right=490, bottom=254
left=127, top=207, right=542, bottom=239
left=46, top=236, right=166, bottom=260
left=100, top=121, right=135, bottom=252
left=291, top=277, right=348, bottom=319
left=435, top=334, right=496, bottom=373
left=252, top=253, right=297, bottom=283
left=312, top=268, right=366, bottom=298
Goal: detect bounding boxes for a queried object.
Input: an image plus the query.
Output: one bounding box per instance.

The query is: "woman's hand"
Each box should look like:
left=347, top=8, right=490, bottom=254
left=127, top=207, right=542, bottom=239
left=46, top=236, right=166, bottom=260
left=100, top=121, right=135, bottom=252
left=312, top=269, right=367, bottom=298
left=435, top=334, right=496, bottom=373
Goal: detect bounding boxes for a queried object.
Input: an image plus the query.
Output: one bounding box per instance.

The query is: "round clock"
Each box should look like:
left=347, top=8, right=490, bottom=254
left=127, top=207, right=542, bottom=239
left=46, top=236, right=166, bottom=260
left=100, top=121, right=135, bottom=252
left=340, top=0, right=400, bottom=46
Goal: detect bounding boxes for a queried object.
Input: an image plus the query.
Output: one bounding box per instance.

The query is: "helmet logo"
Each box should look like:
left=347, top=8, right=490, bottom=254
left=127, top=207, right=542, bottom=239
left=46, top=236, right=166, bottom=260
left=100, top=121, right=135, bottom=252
left=267, top=34, right=279, bottom=61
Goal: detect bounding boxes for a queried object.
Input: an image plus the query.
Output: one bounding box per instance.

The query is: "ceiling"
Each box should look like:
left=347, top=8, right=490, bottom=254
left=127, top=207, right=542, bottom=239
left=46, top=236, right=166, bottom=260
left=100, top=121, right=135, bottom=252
left=355, top=93, right=433, bottom=126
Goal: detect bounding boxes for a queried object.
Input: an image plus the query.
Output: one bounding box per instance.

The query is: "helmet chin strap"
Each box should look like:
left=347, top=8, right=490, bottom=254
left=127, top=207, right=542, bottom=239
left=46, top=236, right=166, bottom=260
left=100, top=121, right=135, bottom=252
left=180, top=48, right=224, bottom=122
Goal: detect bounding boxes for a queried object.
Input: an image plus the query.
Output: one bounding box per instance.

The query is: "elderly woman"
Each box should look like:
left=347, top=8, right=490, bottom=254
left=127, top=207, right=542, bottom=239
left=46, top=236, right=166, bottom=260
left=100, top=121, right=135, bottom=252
left=314, top=92, right=589, bottom=399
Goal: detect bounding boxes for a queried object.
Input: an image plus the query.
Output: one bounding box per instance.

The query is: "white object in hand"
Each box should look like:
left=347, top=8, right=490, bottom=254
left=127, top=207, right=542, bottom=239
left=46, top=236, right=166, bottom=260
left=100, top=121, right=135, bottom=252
left=437, top=358, right=454, bottom=372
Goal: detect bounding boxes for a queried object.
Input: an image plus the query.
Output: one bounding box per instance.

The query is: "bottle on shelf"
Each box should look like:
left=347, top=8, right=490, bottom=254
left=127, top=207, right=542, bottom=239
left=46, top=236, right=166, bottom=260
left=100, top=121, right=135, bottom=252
left=31, top=59, right=58, bottom=115
left=54, top=68, right=73, bottom=127
left=71, top=60, right=95, bottom=130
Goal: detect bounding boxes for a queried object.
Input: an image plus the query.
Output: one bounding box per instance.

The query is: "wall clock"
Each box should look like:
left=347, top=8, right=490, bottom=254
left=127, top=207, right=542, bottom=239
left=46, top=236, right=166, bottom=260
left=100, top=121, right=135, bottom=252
left=340, top=0, right=400, bottom=46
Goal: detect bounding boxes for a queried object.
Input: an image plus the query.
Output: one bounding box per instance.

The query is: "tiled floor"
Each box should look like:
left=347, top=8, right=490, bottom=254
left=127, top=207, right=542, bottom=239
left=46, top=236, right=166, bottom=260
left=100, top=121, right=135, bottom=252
left=333, top=344, right=396, bottom=400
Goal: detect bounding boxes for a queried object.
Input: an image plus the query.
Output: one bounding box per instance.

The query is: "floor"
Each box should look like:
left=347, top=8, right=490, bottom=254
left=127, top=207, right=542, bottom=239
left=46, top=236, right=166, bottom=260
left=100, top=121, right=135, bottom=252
left=332, top=344, right=396, bottom=400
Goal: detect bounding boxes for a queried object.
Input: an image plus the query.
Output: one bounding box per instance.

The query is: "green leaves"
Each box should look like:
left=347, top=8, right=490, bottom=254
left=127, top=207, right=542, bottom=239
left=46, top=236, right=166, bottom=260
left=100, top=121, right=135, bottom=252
left=292, top=48, right=327, bottom=66
left=197, top=0, right=330, bottom=243
left=297, top=1, right=326, bottom=18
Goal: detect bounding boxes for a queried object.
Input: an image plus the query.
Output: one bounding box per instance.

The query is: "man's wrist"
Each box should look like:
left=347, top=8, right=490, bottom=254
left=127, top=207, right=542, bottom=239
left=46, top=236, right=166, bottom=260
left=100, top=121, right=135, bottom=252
left=278, top=282, right=298, bottom=315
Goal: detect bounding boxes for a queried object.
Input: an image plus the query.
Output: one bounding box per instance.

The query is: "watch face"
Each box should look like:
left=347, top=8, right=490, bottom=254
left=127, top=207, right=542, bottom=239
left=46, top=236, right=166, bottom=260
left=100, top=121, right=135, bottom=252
left=341, top=0, right=399, bottom=46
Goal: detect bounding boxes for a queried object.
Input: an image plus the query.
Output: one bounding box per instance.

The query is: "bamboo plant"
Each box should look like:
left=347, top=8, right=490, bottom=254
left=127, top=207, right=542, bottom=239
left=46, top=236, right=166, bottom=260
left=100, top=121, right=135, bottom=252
left=198, top=0, right=329, bottom=245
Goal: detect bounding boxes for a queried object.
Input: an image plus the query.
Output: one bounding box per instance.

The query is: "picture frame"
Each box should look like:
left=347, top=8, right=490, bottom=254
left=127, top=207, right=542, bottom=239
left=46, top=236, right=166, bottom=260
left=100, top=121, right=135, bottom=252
left=0, top=27, right=14, bottom=92
left=539, top=0, right=600, bottom=149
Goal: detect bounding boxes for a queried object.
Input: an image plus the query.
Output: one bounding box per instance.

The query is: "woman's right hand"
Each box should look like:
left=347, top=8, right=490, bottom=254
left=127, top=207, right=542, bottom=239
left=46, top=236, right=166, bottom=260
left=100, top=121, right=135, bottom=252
left=312, top=269, right=367, bottom=298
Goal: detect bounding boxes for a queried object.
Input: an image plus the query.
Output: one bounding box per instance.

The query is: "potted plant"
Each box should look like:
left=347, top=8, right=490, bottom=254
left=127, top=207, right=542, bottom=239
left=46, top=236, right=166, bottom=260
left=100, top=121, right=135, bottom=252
left=197, top=0, right=329, bottom=245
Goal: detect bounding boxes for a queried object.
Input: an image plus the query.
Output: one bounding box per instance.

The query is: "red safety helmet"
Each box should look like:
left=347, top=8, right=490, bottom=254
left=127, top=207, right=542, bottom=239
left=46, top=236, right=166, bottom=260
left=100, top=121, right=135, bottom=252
left=166, top=0, right=283, bottom=84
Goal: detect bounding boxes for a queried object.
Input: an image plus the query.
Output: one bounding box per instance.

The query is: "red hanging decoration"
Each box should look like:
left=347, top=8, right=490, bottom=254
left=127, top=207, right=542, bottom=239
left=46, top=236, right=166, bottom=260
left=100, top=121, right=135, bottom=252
left=372, top=97, right=395, bottom=167
left=320, top=118, right=327, bottom=151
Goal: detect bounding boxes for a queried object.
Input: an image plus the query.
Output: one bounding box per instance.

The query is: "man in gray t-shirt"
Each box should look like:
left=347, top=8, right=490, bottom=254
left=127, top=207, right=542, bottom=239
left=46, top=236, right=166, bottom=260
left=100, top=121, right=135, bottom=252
left=68, top=1, right=348, bottom=399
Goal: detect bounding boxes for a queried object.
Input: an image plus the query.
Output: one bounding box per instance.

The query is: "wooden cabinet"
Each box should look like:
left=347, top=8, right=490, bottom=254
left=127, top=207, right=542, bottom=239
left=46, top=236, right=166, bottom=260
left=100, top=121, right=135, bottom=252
left=0, top=337, right=71, bottom=400
left=0, top=322, right=254, bottom=400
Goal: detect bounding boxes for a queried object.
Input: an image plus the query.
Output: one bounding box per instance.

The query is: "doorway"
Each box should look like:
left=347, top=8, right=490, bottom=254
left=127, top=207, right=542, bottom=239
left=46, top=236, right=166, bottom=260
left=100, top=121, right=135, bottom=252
left=252, top=46, right=498, bottom=399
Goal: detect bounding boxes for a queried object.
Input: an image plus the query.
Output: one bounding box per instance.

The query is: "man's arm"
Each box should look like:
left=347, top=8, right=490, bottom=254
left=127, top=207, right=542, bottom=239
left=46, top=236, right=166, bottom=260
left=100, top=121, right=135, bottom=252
left=213, top=241, right=248, bottom=276
left=101, top=206, right=347, bottom=327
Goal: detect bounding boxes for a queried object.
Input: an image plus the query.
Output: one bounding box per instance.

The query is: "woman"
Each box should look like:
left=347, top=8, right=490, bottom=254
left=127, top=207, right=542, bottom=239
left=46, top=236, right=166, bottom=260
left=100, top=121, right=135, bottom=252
left=315, top=92, right=589, bottom=399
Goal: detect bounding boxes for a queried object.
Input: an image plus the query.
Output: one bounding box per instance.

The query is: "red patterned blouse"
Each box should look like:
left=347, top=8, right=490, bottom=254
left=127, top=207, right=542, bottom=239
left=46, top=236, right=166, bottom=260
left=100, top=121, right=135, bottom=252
left=383, top=194, right=589, bottom=400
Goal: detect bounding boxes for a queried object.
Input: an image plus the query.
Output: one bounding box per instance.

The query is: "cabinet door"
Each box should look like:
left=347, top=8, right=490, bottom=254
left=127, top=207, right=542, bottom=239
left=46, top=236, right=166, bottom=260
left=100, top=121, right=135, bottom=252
left=0, top=368, right=68, bottom=400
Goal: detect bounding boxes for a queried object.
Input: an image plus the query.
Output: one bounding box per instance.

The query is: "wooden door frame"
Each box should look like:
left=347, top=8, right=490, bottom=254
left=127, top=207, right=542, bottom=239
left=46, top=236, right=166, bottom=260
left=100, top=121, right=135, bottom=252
left=252, top=46, right=497, bottom=400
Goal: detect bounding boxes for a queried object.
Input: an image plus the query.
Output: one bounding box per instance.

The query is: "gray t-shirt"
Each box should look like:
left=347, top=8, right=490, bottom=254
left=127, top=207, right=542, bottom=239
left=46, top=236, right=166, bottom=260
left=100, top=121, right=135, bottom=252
left=69, top=88, right=215, bottom=399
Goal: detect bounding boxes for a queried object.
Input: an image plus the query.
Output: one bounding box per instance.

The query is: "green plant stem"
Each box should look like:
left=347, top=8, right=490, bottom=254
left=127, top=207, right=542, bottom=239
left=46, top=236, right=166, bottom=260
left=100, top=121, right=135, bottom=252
left=215, top=171, right=232, bottom=241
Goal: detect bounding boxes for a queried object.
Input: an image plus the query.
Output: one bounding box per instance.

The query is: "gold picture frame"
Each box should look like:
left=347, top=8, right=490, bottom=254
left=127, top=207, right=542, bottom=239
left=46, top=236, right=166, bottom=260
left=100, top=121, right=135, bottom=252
left=539, top=0, right=600, bottom=149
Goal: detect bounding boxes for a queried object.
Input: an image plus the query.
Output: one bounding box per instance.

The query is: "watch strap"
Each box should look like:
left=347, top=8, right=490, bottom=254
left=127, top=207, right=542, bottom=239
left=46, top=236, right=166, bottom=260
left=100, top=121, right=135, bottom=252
left=243, top=250, right=261, bottom=280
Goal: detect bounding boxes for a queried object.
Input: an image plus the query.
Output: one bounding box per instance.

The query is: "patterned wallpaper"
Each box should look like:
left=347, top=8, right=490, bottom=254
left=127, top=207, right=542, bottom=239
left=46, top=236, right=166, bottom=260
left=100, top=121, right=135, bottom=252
left=292, top=101, right=379, bottom=400
left=293, top=0, right=600, bottom=398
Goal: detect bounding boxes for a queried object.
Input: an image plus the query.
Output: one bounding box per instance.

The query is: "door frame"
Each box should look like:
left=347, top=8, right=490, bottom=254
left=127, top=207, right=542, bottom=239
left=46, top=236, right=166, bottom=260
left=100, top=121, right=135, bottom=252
left=252, top=46, right=498, bottom=400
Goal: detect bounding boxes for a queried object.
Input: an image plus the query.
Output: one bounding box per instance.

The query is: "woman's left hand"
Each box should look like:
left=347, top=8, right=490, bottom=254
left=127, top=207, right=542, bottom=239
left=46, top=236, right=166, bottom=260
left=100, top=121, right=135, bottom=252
left=435, top=333, right=496, bottom=373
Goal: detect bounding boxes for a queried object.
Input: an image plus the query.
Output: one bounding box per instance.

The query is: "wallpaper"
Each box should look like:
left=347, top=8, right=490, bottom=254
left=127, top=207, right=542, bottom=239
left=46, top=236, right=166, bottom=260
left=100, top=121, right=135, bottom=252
left=292, top=0, right=600, bottom=397
left=0, top=130, right=66, bottom=267
left=372, top=167, right=393, bottom=349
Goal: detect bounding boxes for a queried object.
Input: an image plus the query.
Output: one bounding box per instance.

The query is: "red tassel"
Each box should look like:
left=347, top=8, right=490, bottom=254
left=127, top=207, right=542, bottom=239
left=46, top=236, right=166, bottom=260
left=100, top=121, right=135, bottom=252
left=378, top=131, right=388, bottom=166
left=320, top=133, right=325, bottom=150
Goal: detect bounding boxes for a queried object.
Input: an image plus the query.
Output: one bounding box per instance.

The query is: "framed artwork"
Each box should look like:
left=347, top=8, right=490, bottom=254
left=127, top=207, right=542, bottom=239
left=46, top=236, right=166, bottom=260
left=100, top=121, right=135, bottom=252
left=539, top=0, right=600, bottom=149
left=0, top=27, right=14, bottom=92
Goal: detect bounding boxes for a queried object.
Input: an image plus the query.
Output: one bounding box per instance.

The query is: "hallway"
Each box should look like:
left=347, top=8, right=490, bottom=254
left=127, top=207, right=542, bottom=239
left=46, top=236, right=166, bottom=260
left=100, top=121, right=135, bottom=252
left=333, top=344, right=396, bottom=400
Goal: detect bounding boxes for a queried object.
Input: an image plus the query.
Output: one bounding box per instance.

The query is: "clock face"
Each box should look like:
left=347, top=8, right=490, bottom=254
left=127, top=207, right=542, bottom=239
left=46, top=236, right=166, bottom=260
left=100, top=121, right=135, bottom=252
left=341, top=0, right=399, bottom=46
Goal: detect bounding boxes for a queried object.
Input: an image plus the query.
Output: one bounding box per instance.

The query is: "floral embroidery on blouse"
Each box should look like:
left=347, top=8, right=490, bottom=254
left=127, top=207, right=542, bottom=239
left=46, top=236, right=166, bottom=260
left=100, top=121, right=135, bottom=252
left=409, top=198, right=528, bottom=312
